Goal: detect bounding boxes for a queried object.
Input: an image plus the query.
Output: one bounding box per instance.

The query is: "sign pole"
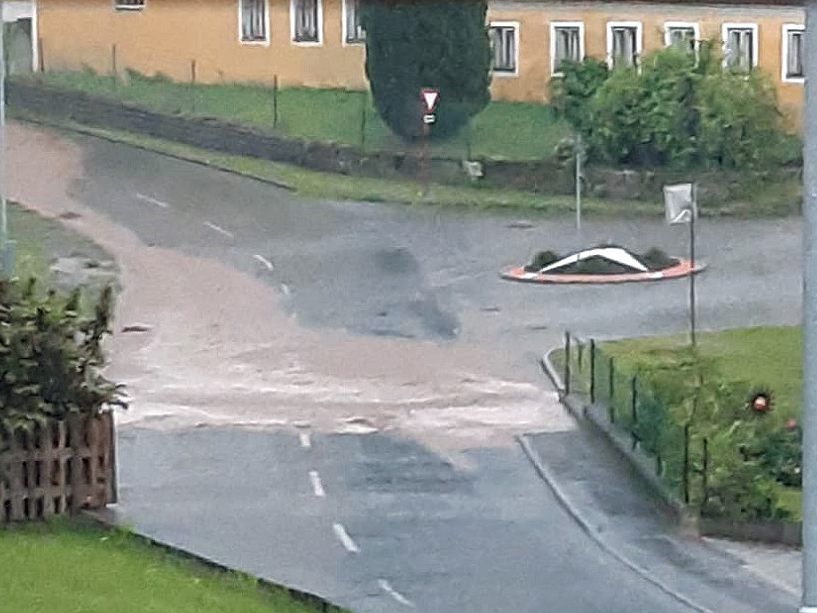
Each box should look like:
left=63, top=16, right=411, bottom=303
left=801, top=2, right=817, bottom=611
left=0, top=0, right=10, bottom=279
left=689, top=183, right=697, bottom=348
left=575, top=134, right=582, bottom=238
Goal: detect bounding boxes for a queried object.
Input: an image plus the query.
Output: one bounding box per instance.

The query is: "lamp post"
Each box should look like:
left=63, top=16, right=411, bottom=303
left=0, top=0, right=12, bottom=279
left=802, top=2, right=817, bottom=611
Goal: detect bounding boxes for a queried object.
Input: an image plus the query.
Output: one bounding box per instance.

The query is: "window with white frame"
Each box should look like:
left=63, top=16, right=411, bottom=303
left=551, top=22, right=584, bottom=74
left=292, top=0, right=321, bottom=43
left=240, top=0, right=267, bottom=43
left=783, top=24, right=805, bottom=81
left=344, top=0, right=365, bottom=44
left=114, top=0, right=145, bottom=10
left=607, top=22, right=641, bottom=69
left=489, top=23, right=517, bottom=74
left=723, top=24, right=757, bottom=72
left=664, top=22, right=698, bottom=55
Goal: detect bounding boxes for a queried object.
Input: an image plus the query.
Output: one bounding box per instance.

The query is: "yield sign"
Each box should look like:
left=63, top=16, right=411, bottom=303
left=421, top=88, right=439, bottom=113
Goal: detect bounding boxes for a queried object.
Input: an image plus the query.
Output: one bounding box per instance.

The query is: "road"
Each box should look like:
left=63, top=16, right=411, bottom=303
left=9, top=122, right=801, bottom=612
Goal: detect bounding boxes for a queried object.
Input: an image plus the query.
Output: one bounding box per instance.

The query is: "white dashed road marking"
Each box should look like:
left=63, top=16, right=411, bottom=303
left=332, top=523, right=359, bottom=553
left=135, top=193, right=169, bottom=209
left=253, top=254, right=274, bottom=271
left=378, top=579, right=415, bottom=608
left=309, top=471, right=325, bottom=497
left=299, top=431, right=311, bottom=448
left=203, top=221, right=235, bottom=239
left=281, top=283, right=291, bottom=297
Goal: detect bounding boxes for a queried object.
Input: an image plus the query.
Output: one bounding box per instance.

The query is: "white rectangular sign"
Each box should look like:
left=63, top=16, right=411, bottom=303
left=664, top=183, right=697, bottom=225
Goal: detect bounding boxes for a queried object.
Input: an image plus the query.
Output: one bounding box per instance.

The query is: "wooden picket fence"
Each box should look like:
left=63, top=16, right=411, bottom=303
left=0, top=412, right=116, bottom=522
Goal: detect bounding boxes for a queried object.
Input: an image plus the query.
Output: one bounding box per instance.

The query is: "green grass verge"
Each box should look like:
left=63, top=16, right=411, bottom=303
left=13, top=111, right=660, bottom=216
left=27, top=70, right=571, bottom=162
left=598, top=326, right=803, bottom=520
left=0, top=521, right=324, bottom=613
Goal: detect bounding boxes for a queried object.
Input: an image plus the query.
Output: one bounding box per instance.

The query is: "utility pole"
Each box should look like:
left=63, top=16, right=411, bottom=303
left=575, top=133, right=583, bottom=239
left=802, top=2, right=817, bottom=611
left=0, top=0, right=10, bottom=278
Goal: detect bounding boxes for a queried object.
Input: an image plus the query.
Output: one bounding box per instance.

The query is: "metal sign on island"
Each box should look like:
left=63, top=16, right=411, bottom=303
left=421, top=88, right=439, bottom=113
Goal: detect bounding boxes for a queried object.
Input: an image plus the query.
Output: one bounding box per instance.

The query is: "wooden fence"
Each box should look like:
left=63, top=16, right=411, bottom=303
left=0, top=412, right=116, bottom=522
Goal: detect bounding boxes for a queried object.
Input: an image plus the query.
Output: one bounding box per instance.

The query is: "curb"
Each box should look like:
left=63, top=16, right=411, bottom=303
left=80, top=509, right=346, bottom=613
left=516, top=434, right=713, bottom=613
left=13, top=114, right=297, bottom=193
left=502, top=260, right=708, bottom=285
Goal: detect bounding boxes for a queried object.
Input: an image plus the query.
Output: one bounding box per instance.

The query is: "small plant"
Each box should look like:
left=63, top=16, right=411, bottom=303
left=524, top=250, right=560, bottom=272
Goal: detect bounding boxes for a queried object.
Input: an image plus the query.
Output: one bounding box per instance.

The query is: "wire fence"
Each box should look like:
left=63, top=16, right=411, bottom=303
left=563, top=332, right=710, bottom=508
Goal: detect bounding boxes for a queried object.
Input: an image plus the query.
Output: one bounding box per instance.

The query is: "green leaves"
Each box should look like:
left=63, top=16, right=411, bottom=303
left=361, top=0, right=492, bottom=141
left=0, top=277, right=127, bottom=435
left=551, top=45, right=787, bottom=170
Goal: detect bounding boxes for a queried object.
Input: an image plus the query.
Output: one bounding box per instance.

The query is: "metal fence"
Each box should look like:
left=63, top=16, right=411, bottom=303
left=563, top=332, right=710, bottom=508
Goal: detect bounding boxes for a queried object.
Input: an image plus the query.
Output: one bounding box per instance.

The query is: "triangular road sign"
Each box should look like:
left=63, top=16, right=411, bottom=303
left=421, top=89, right=439, bottom=113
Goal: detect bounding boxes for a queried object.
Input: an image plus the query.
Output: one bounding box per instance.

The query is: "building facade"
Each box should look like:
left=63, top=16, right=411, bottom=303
left=36, top=0, right=805, bottom=121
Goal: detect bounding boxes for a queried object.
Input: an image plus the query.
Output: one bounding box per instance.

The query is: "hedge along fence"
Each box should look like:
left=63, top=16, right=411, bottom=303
left=1, top=413, right=116, bottom=522
left=562, top=332, right=791, bottom=525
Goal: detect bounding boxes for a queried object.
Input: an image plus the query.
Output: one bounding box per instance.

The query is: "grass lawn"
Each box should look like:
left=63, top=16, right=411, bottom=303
left=0, top=521, right=322, bottom=613
left=597, top=326, right=803, bottom=519
left=14, top=113, right=662, bottom=216
left=27, top=70, right=571, bottom=161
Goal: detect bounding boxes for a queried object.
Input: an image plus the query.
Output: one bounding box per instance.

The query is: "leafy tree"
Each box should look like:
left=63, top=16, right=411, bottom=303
left=360, top=0, right=492, bottom=141
left=550, top=43, right=787, bottom=169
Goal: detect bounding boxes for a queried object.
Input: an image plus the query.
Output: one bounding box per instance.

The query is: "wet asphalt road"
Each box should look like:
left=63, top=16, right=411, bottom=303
left=62, top=133, right=801, bottom=612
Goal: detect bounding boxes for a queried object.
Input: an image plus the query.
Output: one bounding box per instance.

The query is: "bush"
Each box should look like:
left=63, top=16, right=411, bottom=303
left=551, top=44, right=789, bottom=169
left=361, top=0, right=492, bottom=141
left=524, top=250, right=559, bottom=272
left=0, top=278, right=126, bottom=434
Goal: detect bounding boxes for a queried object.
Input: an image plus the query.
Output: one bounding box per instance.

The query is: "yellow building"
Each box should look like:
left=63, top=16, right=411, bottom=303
left=35, top=0, right=805, bottom=120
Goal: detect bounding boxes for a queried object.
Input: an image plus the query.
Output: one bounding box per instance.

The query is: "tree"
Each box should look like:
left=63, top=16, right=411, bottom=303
left=360, top=0, right=492, bottom=141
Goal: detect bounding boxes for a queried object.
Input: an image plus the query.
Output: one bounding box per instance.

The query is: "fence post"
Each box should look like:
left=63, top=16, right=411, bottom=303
left=111, top=43, right=117, bottom=79
left=273, top=74, right=279, bottom=129
left=608, top=356, right=615, bottom=421
left=631, top=376, right=638, bottom=450
left=190, top=59, right=197, bottom=114
left=702, top=437, right=709, bottom=510
left=360, top=90, right=367, bottom=151
left=564, top=331, right=571, bottom=395
left=37, top=38, right=45, bottom=73
left=682, top=423, right=690, bottom=505
left=589, top=339, right=596, bottom=404
left=577, top=339, right=583, bottom=373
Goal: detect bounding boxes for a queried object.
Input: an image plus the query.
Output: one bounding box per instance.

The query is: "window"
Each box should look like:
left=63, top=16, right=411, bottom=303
left=783, top=24, right=805, bottom=82
left=489, top=23, right=518, bottom=75
left=114, top=0, right=145, bottom=9
left=292, top=0, right=321, bottom=44
left=240, top=0, right=268, bottom=43
left=607, top=22, right=642, bottom=69
left=722, top=24, right=758, bottom=72
left=664, top=22, right=699, bottom=55
left=550, top=22, right=584, bottom=75
left=343, top=0, right=365, bottom=44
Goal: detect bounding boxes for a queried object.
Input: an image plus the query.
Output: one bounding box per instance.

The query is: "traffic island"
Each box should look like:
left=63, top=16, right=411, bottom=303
left=501, top=245, right=705, bottom=285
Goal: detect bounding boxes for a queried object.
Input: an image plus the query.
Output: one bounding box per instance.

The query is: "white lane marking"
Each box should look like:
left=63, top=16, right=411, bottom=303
left=378, top=580, right=415, bottom=608
left=332, top=523, right=359, bottom=553
left=280, top=283, right=291, bottom=297
left=203, top=221, right=235, bottom=239
left=135, top=193, right=169, bottom=209
left=253, top=254, right=274, bottom=271
left=299, top=431, right=312, bottom=449
left=309, top=470, right=325, bottom=497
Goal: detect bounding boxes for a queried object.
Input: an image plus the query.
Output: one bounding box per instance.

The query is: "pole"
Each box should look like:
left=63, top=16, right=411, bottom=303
left=360, top=89, right=366, bottom=151
left=421, top=120, right=429, bottom=198
left=801, top=3, right=817, bottom=610
left=575, top=133, right=582, bottom=238
left=272, top=74, right=279, bottom=129
left=689, top=183, right=697, bottom=348
left=0, top=0, right=8, bottom=274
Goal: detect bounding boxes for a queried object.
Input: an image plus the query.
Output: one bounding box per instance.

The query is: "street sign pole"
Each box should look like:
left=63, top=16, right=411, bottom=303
left=801, top=2, right=817, bottom=611
left=575, top=134, right=582, bottom=240
left=418, top=88, right=439, bottom=200
left=0, top=0, right=8, bottom=277
left=689, top=183, right=697, bottom=348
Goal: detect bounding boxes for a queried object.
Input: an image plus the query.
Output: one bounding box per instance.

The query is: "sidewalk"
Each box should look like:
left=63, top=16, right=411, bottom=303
left=704, top=537, right=800, bottom=598
left=522, top=422, right=796, bottom=613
